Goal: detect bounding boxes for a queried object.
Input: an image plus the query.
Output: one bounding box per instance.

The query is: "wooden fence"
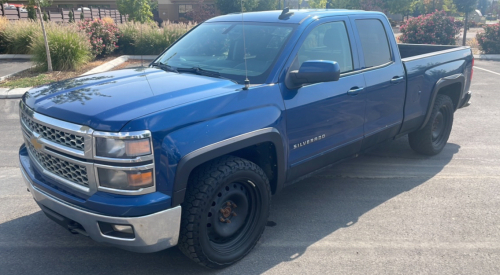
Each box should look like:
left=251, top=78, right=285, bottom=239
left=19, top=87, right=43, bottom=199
left=0, top=6, right=129, bottom=23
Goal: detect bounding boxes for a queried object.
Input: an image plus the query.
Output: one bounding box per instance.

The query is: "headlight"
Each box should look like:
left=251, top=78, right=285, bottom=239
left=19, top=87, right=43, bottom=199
left=97, top=168, right=154, bottom=190
left=96, top=137, right=151, bottom=158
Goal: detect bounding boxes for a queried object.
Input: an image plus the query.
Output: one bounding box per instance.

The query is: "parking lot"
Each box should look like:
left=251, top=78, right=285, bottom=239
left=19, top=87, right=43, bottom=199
left=0, top=60, right=499, bottom=275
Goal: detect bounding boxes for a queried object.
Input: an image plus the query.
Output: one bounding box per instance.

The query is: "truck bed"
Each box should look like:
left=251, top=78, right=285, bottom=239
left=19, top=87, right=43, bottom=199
left=397, top=44, right=473, bottom=135
left=398, top=44, right=468, bottom=60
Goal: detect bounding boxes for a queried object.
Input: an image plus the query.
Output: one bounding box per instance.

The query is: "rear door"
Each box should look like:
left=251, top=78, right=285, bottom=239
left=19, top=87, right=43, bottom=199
left=349, top=15, right=406, bottom=149
left=280, top=17, right=366, bottom=180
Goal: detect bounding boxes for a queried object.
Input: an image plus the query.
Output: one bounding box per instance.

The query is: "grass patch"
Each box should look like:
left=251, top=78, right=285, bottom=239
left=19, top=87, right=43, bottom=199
left=0, top=57, right=118, bottom=88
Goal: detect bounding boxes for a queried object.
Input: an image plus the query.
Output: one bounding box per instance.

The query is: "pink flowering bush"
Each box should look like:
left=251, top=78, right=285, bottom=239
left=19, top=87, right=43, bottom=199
left=78, top=19, right=119, bottom=57
left=399, top=11, right=459, bottom=45
left=476, top=24, right=500, bottom=54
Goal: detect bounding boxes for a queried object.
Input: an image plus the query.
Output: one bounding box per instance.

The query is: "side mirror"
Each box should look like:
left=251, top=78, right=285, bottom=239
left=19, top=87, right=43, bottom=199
left=286, top=60, right=341, bottom=89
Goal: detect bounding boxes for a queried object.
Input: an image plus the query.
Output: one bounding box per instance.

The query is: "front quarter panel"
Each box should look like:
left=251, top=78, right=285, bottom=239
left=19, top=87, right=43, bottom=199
left=121, top=84, right=287, bottom=206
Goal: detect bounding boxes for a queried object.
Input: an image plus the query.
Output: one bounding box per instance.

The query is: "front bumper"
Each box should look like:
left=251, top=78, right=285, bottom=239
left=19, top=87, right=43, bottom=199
left=21, top=163, right=181, bottom=253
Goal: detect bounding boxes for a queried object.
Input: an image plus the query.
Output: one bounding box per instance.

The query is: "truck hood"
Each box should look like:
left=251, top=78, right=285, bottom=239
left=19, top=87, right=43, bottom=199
left=24, top=68, right=241, bottom=131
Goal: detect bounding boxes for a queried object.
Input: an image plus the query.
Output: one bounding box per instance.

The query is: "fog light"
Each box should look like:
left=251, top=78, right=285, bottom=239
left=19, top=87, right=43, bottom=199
left=112, top=224, right=134, bottom=234
left=98, top=221, right=135, bottom=239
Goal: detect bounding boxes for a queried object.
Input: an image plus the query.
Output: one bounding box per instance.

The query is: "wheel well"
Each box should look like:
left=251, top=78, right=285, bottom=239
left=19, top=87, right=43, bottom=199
left=437, top=82, right=462, bottom=110
left=187, top=142, right=279, bottom=195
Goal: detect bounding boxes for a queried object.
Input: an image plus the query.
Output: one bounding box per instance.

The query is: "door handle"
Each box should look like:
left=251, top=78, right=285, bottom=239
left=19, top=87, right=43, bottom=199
left=390, top=76, right=404, bottom=83
left=348, top=87, right=364, bottom=95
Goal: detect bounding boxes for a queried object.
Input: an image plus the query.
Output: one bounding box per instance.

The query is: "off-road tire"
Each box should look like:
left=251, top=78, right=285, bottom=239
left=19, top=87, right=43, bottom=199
left=178, top=156, right=271, bottom=269
left=409, top=94, right=454, bottom=155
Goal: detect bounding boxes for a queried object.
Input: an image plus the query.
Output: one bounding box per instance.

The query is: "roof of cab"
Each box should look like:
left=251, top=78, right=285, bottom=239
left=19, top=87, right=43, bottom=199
left=206, top=9, right=382, bottom=24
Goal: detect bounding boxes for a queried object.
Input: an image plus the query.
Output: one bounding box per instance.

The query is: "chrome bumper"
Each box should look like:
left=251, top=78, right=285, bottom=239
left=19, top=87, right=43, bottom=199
left=21, top=165, right=181, bottom=253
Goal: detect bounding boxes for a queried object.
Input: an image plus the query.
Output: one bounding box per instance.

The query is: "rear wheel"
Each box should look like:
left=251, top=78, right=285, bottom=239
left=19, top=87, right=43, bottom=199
left=178, top=156, right=271, bottom=269
left=409, top=94, right=454, bottom=155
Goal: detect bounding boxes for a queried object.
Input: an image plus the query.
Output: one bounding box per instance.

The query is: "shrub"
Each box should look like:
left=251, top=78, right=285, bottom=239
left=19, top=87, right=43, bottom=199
left=31, top=23, right=92, bottom=71
left=102, top=17, right=115, bottom=24
left=77, top=19, right=119, bottom=57
left=117, top=21, right=194, bottom=55
left=399, top=11, right=460, bottom=45
left=1, top=20, right=40, bottom=54
left=477, top=23, right=500, bottom=54
left=43, top=12, right=48, bottom=22
left=68, top=10, right=74, bottom=23
left=27, top=6, right=37, bottom=20
left=0, top=16, right=8, bottom=54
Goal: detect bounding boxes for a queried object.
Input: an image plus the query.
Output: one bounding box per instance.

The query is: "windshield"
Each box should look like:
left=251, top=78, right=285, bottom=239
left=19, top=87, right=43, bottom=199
left=155, top=22, right=295, bottom=84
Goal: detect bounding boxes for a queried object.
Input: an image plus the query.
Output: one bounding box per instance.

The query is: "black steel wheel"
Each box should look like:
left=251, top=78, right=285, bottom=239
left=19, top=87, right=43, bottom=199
left=179, top=156, right=271, bottom=269
left=409, top=94, right=454, bottom=155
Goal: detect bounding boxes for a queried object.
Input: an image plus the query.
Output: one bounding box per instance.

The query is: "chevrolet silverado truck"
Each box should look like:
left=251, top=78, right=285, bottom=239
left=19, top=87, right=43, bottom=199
left=19, top=9, right=473, bottom=268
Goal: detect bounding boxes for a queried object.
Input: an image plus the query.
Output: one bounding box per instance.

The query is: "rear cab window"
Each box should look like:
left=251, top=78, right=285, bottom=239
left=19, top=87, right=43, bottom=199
left=355, top=19, right=392, bottom=68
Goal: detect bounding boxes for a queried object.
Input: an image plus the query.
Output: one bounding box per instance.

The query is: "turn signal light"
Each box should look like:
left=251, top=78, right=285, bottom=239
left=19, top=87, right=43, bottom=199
left=125, top=139, right=151, bottom=156
left=128, top=171, right=153, bottom=187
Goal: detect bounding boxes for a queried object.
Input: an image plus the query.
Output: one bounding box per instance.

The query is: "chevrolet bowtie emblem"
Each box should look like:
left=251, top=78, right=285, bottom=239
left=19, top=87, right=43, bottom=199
left=30, top=136, right=43, bottom=151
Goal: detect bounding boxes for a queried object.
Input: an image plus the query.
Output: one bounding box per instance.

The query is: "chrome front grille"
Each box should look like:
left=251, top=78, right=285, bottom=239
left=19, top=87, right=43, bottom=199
left=26, top=142, right=89, bottom=187
left=21, top=112, right=85, bottom=151
left=20, top=100, right=155, bottom=196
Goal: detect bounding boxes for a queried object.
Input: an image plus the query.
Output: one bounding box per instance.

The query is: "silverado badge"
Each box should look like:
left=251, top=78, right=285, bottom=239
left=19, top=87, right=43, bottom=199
left=293, top=134, right=326, bottom=150
left=30, top=136, right=43, bottom=151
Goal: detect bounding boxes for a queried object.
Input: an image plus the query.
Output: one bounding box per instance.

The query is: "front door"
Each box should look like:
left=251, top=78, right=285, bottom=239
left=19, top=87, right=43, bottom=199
left=281, top=18, right=366, bottom=180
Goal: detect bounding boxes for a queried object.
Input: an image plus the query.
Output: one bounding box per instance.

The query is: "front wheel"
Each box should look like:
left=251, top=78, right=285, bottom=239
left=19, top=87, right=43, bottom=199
left=409, top=94, right=454, bottom=155
left=178, top=156, right=271, bottom=269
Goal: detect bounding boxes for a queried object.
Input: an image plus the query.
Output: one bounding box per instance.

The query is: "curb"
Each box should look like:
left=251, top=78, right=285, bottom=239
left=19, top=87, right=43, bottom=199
left=1, top=55, right=157, bottom=99
left=0, top=54, right=33, bottom=60
left=81, top=55, right=157, bottom=76
left=0, top=87, right=31, bottom=99
left=474, top=54, right=500, bottom=61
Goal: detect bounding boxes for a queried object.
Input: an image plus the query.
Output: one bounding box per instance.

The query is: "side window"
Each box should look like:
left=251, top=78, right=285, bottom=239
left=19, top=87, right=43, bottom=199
left=293, top=21, right=353, bottom=73
left=355, top=19, right=392, bottom=68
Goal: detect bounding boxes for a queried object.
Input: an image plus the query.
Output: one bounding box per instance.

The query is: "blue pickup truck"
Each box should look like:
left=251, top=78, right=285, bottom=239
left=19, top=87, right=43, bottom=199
left=19, top=9, right=473, bottom=268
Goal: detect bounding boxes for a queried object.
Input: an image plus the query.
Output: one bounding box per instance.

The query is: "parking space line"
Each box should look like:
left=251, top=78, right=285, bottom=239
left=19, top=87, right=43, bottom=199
left=475, top=66, right=500, bottom=76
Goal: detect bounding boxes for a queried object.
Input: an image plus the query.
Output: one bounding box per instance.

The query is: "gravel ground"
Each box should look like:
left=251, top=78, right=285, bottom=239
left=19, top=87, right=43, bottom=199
left=0, top=61, right=499, bottom=275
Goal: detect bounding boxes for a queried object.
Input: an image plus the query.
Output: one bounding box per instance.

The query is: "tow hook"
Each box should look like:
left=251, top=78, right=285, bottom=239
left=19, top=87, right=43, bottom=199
left=68, top=222, right=89, bottom=237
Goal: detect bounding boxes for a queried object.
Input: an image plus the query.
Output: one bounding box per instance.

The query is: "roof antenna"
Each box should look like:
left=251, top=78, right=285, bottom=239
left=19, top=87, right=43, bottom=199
left=241, top=0, right=250, bottom=90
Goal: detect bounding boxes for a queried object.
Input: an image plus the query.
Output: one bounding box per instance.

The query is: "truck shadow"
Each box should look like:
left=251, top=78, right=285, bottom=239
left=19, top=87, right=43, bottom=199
left=0, top=136, right=459, bottom=275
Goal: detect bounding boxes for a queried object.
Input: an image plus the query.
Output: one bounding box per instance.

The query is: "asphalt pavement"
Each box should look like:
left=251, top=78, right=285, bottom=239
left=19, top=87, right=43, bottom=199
left=0, top=61, right=499, bottom=274
left=0, top=59, right=33, bottom=80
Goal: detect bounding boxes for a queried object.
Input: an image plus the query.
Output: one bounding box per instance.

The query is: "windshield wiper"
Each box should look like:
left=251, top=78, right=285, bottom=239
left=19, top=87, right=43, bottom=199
left=176, top=67, right=238, bottom=84
left=150, top=62, right=178, bottom=73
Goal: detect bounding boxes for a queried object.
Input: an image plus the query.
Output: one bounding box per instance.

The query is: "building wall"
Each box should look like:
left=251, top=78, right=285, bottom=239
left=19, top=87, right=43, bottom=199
left=157, top=0, right=217, bottom=22
left=6, top=0, right=217, bottom=22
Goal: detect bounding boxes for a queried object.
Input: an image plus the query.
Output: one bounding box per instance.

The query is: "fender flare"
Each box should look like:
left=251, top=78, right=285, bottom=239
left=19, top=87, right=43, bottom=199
left=171, top=128, right=286, bottom=206
left=419, top=73, right=465, bottom=130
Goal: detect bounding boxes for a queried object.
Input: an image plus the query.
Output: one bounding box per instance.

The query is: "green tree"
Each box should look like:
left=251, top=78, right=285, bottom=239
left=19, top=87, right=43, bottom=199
left=333, top=0, right=361, bottom=9
left=386, top=0, right=413, bottom=19
left=255, top=0, right=279, bottom=11
left=308, top=0, right=327, bottom=8
left=215, top=0, right=259, bottom=14
left=443, top=0, right=457, bottom=14
left=454, top=0, right=478, bottom=45
left=116, top=0, right=155, bottom=22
